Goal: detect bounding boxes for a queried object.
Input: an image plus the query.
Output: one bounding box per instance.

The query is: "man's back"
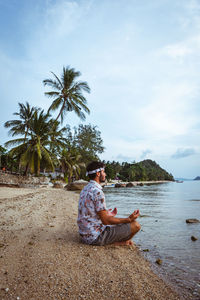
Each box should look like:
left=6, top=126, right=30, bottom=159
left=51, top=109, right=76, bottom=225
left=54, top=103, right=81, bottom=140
left=77, top=180, right=106, bottom=244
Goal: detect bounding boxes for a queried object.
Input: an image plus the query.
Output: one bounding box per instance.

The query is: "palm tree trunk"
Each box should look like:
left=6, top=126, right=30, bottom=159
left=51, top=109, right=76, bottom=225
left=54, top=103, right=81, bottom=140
left=55, top=100, right=66, bottom=122
left=24, top=163, right=29, bottom=176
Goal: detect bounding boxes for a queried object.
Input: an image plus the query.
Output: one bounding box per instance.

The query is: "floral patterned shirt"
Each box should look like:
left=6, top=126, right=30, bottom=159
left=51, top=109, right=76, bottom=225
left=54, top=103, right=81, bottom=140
left=77, top=180, right=107, bottom=244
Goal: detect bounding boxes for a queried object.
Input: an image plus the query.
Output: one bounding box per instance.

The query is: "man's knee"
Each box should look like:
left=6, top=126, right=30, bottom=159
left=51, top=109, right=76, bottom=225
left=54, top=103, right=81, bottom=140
left=130, top=220, right=141, bottom=233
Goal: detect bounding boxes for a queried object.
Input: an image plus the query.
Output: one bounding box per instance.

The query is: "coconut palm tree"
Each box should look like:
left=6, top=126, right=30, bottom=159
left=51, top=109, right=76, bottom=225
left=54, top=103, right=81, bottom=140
left=5, top=110, right=55, bottom=176
left=4, top=102, right=40, bottom=140
left=60, top=148, right=85, bottom=183
left=48, top=119, right=69, bottom=155
left=43, top=66, right=90, bottom=124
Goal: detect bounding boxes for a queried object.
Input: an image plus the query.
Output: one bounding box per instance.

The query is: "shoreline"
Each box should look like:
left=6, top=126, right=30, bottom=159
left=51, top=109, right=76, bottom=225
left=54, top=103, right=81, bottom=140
left=0, top=186, right=187, bottom=299
left=105, top=180, right=173, bottom=186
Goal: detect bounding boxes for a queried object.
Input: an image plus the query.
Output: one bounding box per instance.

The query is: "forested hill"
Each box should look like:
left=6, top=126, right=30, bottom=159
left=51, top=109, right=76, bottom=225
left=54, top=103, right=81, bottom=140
left=105, top=159, right=174, bottom=182
left=138, top=159, right=174, bottom=181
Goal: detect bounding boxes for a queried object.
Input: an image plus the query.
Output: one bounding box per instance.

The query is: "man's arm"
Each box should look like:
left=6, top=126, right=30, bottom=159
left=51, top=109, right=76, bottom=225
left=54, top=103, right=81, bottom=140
left=97, top=209, right=140, bottom=225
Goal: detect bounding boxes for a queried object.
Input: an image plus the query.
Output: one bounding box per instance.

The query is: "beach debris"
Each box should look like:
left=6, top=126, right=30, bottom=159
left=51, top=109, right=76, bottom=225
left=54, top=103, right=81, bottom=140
left=156, top=258, right=162, bottom=265
left=140, top=214, right=150, bottom=218
left=0, top=243, right=5, bottom=248
left=191, top=236, right=198, bottom=241
left=5, top=287, right=9, bottom=292
left=186, top=218, right=200, bottom=224
left=28, top=241, right=34, bottom=246
left=143, top=249, right=150, bottom=252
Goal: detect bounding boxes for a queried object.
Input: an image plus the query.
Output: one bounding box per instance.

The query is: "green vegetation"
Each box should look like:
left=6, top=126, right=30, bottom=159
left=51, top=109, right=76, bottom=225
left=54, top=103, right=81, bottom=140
left=3, top=66, right=93, bottom=182
left=104, top=160, right=174, bottom=182
left=2, top=65, right=174, bottom=183
left=43, top=66, right=90, bottom=123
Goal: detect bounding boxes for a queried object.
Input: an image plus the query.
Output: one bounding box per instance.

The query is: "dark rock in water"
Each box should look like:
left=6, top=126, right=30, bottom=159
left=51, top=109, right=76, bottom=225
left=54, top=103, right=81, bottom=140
left=156, top=258, right=162, bottom=265
left=126, top=182, right=134, bottom=187
left=66, top=180, right=88, bottom=191
left=186, top=219, right=200, bottom=224
left=115, top=183, right=126, bottom=188
left=138, top=183, right=144, bottom=186
left=143, top=249, right=150, bottom=252
left=191, top=236, right=198, bottom=241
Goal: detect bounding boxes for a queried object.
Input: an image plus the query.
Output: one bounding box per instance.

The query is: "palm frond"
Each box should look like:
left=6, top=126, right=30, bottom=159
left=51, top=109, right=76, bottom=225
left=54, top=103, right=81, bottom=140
left=43, top=79, right=61, bottom=91
left=5, top=138, right=28, bottom=148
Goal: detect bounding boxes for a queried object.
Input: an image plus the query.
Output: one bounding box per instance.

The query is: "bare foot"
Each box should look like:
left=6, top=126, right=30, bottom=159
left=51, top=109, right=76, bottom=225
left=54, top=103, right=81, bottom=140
left=112, top=240, right=134, bottom=246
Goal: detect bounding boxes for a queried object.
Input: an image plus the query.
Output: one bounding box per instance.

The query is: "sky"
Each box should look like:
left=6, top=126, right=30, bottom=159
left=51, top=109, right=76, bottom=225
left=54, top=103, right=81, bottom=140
left=0, top=0, right=200, bottom=179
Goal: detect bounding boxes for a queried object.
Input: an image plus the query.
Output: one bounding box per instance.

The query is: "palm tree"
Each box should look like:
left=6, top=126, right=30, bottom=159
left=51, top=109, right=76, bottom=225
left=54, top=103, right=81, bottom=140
left=48, top=119, right=68, bottom=155
left=43, top=66, right=90, bottom=123
left=5, top=110, right=55, bottom=176
left=60, top=148, right=85, bottom=183
left=4, top=102, right=40, bottom=140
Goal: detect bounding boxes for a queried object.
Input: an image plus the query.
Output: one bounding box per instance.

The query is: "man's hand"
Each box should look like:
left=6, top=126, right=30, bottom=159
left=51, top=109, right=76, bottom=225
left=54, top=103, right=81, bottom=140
left=128, top=209, right=140, bottom=222
left=107, top=207, right=117, bottom=216
left=98, top=208, right=140, bottom=225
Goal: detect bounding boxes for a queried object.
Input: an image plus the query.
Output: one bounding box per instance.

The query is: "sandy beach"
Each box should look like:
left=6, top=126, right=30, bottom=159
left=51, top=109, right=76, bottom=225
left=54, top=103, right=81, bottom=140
left=0, top=186, right=187, bottom=300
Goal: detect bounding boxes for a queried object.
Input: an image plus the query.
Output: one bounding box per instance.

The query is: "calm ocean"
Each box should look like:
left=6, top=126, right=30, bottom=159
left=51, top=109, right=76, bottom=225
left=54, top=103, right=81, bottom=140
left=104, top=181, right=200, bottom=299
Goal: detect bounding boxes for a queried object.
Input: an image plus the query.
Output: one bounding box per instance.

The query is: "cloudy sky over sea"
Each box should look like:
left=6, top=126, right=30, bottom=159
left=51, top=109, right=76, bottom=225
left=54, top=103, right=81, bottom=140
left=0, top=0, right=200, bottom=179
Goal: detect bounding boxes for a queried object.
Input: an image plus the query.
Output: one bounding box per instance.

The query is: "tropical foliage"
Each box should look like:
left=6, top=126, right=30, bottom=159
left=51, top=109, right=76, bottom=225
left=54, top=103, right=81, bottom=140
left=60, top=148, right=85, bottom=183
left=2, top=65, right=174, bottom=182
left=5, top=110, right=55, bottom=175
left=43, top=66, right=90, bottom=123
left=2, top=66, right=94, bottom=179
left=4, top=102, right=40, bottom=140
left=105, top=159, right=174, bottom=182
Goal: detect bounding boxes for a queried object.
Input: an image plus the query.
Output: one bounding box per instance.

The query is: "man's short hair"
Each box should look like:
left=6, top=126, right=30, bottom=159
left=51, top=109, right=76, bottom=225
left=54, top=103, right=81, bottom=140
left=86, top=161, right=105, bottom=180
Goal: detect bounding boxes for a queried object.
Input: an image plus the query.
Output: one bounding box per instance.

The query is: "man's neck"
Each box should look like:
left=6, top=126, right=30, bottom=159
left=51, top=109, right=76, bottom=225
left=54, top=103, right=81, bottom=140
left=93, top=178, right=100, bottom=185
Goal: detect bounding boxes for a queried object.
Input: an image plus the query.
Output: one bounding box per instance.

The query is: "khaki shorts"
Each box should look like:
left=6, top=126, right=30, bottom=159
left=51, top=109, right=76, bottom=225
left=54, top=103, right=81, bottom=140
left=91, top=223, right=132, bottom=246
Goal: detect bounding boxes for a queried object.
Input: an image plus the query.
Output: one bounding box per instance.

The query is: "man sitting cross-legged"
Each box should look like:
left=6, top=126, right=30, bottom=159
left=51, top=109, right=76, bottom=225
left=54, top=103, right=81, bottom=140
left=77, top=161, right=141, bottom=246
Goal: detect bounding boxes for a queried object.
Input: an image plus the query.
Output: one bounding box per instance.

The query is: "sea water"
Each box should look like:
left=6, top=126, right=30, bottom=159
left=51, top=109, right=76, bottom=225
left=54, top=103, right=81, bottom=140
left=104, top=181, right=200, bottom=299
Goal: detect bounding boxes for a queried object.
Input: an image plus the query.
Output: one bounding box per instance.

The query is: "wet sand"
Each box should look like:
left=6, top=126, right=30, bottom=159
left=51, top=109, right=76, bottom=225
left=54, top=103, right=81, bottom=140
left=0, top=187, right=186, bottom=299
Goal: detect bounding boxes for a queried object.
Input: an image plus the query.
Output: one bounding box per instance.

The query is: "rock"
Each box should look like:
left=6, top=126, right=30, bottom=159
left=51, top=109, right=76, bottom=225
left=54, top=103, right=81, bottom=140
left=143, top=249, right=150, bottom=252
left=115, top=183, right=126, bottom=188
left=191, top=236, right=198, bottom=241
left=156, top=258, right=162, bottom=265
left=138, top=183, right=144, bottom=186
left=53, top=181, right=64, bottom=188
left=66, top=180, right=88, bottom=191
left=126, top=182, right=134, bottom=187
left=186, top=219, right=200, bottom=224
